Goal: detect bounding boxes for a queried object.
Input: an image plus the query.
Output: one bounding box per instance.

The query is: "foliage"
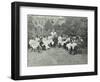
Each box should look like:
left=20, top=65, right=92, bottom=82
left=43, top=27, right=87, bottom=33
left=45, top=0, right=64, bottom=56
left=28, top=15, right=88, bottom=47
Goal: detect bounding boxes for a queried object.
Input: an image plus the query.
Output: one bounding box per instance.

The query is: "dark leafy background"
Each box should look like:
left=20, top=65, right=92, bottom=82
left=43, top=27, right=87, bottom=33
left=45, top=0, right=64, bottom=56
left=28, top=15, right=88, bottom=48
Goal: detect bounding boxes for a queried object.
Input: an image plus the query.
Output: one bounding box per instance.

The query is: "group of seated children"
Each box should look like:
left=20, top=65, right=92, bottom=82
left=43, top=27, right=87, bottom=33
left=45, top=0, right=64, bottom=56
left=29, top=33, right=83, bottom=55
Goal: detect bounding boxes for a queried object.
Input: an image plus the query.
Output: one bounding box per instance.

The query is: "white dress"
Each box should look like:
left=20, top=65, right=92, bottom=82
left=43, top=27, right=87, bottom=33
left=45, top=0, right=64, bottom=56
left=43, top=38, right=50, bottom=49
left=66, top=43, right=72, bottom=50
left=51, top=32, right=57, bottom=37
left=48, top=36, right=54, bottom=45
left=58, top=36, right=62, bottom=44
left=29, top=39, right=39, bottom=49
left=71, top=43, right=77, bottom=50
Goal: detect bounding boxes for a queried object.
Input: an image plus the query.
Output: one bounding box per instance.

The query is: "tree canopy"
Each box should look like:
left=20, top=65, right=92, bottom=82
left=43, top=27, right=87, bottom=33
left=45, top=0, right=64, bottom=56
left=28, top=15, right=88, bottom=39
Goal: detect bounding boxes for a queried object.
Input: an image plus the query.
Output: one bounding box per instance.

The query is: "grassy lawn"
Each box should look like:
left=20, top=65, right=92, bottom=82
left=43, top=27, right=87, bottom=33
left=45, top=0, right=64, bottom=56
left=27, top=47, right=87, bottom=67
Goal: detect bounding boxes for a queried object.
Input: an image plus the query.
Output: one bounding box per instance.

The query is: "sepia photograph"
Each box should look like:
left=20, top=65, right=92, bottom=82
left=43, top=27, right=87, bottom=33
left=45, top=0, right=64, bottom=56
left=27, top=15, right=88, bottom=67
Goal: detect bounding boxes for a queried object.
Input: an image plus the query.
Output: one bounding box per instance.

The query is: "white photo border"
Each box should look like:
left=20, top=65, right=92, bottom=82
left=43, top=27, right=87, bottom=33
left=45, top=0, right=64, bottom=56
left=20, top=6, right=95, bottom=76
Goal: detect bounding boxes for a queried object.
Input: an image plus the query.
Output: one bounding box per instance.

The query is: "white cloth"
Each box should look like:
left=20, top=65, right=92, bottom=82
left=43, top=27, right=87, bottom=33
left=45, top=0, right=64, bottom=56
left=71, top=43, right=77, bottom=49
left=48, top=36, right=54, bottom=45
left=66, top=43, right=72, bottom=50
left=66, top=42, right=77, bottom=50
left=43, top=38, right=50, bottom=49
left=35, top=37, right=40, bottom=41
left=51, top=32, right=57, bottom=37
left=58, top=36, right=62, bottom=44
left=29, top=39, right=39, bottom=49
